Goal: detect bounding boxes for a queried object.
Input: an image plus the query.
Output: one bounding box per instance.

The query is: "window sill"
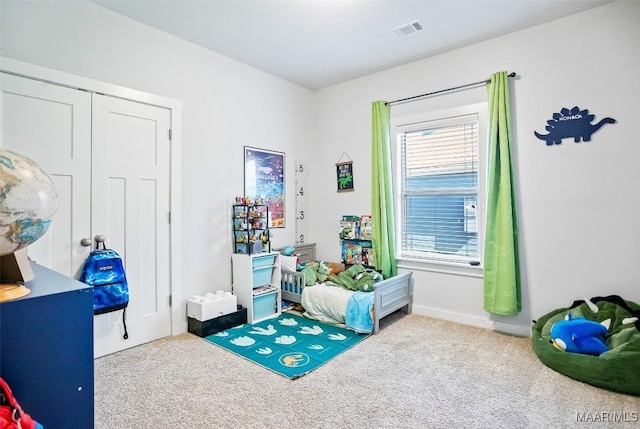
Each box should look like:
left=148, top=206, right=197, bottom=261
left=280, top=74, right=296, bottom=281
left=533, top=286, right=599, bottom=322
left=396, top=256, right=483, bottom=278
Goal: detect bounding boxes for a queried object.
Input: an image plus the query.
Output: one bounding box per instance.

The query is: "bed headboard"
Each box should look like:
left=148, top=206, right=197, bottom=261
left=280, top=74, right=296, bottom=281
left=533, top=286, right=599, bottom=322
left=274, top=243, right=316, bottom=263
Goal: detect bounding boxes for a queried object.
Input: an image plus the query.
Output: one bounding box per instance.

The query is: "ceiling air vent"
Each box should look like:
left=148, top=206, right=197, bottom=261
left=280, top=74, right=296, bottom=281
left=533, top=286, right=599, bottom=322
left=389, top=20, right=425, bottom=39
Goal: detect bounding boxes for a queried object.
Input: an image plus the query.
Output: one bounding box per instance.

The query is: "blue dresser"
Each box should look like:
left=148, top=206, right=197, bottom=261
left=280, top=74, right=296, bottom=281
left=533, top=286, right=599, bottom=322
left=0, top=262, right=94, bottom=428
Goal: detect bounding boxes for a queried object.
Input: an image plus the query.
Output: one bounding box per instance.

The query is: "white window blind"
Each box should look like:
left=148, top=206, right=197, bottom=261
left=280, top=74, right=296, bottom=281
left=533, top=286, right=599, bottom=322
left=398, top=113, right=480, bottom=263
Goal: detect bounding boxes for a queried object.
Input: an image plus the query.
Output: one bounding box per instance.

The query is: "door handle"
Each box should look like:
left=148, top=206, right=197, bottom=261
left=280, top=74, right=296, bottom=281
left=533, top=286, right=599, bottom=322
left=80, top=238, right=92, bottom=247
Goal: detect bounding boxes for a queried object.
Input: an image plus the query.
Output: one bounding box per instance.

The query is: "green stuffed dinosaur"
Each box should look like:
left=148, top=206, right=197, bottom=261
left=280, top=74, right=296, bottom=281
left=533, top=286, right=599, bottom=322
left=301, top=261, right=319, bottom=286
left=326, top=264, right=382, bottom=292
left=326, top=264, right=362, bottom=290
left=353, top=268, right=383, bottom=292
left=315, top=261, right=332, bottom=283
left=301, top=261, right=333, bottom=286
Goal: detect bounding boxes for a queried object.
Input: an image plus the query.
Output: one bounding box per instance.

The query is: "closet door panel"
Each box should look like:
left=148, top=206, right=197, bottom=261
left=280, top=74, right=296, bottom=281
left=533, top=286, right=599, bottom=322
left=140, top=178, right=159, bottom=316
left=1, top=74, right=92, bottom=277
left=91, top=94, right=171, bottom=357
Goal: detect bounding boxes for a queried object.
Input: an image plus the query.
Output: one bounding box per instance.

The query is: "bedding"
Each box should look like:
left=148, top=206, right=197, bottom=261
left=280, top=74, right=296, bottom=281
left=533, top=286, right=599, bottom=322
left=300, top=283, right=351, bottom=326
left=300, top=283, right=375, bottom=333
left=345, top=292, right=375, bottom=333
left=281, top=263, right=413, bottom=334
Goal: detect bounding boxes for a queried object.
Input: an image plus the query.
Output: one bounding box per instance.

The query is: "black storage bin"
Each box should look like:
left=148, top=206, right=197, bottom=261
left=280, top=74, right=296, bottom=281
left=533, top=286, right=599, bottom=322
left=188, top=305, right=247, bottom=337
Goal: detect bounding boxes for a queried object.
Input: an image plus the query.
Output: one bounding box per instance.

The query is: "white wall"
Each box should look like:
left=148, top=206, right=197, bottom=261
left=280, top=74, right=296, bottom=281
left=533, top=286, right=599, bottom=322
left=1, top=0, right=313, bottom=327
left=310, top=0, right=640, bottom=333
left=3, top=0, right=639, bottom=335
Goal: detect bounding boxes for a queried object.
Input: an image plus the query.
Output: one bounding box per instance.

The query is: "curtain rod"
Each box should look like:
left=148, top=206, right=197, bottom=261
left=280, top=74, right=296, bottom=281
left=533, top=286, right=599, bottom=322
left=385, top=72, right=516, bottom=106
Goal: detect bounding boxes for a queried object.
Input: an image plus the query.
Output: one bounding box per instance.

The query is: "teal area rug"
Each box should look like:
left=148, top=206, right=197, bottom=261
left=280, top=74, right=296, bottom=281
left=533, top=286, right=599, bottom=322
left=204, top=312, right=369, bottom=379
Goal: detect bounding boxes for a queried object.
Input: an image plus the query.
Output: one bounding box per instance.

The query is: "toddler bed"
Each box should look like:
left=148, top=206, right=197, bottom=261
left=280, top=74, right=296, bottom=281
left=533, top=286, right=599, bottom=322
left=281, top=266, right=413, bottom=334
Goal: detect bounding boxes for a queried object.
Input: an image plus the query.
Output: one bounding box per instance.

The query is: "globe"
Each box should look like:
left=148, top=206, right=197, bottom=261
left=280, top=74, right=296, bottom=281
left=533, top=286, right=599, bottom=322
left=0, top=148, right=59, bottom=256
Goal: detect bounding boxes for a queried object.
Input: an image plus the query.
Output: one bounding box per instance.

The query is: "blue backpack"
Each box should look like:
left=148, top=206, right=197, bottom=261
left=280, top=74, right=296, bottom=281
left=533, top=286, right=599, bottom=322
left=80, top=243, right=129, bottom=339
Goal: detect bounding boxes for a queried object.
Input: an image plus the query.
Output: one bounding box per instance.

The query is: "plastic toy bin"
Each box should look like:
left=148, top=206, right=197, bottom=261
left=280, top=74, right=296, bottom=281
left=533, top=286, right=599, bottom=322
left=252, top=266, right=272, bottom=287
left=253, top=254, right=276, bottom=268
left=253, top=292, right=277, bottom=320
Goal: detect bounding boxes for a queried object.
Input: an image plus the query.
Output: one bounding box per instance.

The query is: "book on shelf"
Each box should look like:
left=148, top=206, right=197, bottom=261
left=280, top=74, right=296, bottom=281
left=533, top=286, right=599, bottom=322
left=341, top=239, right=375, bottom=267
left=360, top=215, right=372, bottom=240
left=281, top=300, right=295, bottom=312
left=339, top=215, right=361, bottom=239
left=253, top=285, right=276, bottom=296
left=363, top=247, right=375, bottom=268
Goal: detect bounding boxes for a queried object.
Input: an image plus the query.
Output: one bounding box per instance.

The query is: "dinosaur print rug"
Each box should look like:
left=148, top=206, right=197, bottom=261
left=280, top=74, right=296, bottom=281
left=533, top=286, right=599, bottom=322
left=203, top=312, right=369, bottom=379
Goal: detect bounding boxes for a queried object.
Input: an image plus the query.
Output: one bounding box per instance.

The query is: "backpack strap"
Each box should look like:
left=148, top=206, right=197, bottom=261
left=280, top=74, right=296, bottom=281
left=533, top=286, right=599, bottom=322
left=94, top=235, right=107, bottom=250
left=122, top=308, right=129, bottom=340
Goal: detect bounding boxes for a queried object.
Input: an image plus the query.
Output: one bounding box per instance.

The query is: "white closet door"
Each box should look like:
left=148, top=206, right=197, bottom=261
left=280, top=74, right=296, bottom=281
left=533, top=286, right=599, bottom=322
left=91, top=94, right=172, bottom=357
left=2, top=73, right=173, bottom=358
left=1, top=74, right=92, bottom=278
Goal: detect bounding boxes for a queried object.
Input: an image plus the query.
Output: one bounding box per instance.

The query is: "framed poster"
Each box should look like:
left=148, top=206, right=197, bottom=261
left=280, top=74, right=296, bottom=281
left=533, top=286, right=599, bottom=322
left=336, top=161, right=354, bottom=192
left=244, top=146, right=285, bottom=228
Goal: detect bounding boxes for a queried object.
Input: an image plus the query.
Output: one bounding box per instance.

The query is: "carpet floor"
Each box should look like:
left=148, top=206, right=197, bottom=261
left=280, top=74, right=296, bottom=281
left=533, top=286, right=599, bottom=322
left=95, top=311, right=640, bottom=428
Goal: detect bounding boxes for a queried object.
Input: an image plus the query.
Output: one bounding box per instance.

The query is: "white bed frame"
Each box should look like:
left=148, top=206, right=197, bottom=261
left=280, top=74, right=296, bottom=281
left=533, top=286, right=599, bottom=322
left=281, top=269, right=414, bottom=334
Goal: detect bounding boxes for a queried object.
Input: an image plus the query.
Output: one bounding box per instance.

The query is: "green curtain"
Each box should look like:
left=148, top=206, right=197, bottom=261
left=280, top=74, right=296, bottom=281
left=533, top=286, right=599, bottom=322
left=483, top=71, right=520, bottom=315
left=371, top=101, right=397, bottom=279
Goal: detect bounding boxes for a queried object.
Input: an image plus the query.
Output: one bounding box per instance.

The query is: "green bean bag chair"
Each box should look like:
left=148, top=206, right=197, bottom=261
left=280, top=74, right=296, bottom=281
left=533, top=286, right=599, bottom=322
left=532, top=295, right=640, bottom=396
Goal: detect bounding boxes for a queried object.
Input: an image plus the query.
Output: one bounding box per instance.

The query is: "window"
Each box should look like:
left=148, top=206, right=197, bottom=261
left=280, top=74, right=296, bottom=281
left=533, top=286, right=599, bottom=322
left=394, top=104, right=487, bottom=266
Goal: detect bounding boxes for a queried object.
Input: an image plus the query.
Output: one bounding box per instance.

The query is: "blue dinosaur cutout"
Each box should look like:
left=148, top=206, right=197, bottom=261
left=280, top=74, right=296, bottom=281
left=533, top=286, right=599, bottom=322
left=535, top=106, right=615, bottom=146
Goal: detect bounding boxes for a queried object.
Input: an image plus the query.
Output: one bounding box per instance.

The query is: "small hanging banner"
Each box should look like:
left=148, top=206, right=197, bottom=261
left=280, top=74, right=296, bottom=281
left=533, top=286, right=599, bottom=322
left=336, top=158, right=354, bottom=192
left=336, top=161, right=354, bottom=192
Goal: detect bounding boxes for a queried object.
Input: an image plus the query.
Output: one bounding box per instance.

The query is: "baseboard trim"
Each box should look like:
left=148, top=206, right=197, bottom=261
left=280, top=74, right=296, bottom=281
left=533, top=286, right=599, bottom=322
left=178, top=321, right=189, bottom=335
left=412, top=305, right=530, bottom=336
left=412, top=305, right=494, bottom=329
left=490, top=321, right=531, bottom=337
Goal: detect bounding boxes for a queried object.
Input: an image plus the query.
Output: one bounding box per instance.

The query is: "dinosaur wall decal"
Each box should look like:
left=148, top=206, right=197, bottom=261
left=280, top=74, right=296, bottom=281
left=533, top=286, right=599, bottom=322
left=534, top=106, right=616, bottom=146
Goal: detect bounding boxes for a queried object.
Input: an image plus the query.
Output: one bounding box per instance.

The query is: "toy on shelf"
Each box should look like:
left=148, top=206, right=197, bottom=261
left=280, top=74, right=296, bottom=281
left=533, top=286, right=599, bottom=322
left=339, top=215, right=375, bottom=268
left=232, top=201, right=270, bottom=254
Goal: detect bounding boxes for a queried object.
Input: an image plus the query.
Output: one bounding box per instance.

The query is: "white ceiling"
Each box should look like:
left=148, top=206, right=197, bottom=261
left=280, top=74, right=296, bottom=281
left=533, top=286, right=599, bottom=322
left=92, top=0, right=612, bottom=90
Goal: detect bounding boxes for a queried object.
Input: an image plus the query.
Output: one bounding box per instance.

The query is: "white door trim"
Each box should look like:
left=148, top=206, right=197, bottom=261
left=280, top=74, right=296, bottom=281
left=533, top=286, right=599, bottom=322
left=0, top=57, right=185, bottom=335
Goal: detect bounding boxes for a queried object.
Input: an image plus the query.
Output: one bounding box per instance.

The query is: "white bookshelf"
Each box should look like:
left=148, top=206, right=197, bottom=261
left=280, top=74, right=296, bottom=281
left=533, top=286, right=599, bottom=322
left=231, top=252, right=281, bottom=323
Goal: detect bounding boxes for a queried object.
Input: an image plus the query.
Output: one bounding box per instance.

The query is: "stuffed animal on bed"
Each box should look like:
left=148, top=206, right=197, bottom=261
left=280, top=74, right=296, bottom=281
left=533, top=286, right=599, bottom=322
left=326, top=264, right=383, bottom=292
left=325, top=261, right=344, bottom=276
left=301, top=261, right=333, bottom=285
left=550, top=312, right=610, bottom=356
left=354, top=268, right=383, bottom=292
left=301, top=262, right=319, bottom=286
left=327, top=264, right=364, bottom=290
left=315, top=261, right=333, bottom=283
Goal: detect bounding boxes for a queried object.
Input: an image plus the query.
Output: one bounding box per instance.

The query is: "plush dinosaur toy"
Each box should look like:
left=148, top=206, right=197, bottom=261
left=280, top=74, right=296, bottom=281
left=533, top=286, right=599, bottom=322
left=300, top=261, right=334, bottom=285
left=353, top=268, right=383, bottom=292
left=550, top=312, right=610, bottom=356
left=326, top=265, right=383, bottom=292
left=301, top=261, right=319, bottom=286
left=327, top=264, right=364, bottom=290
left=315, top=261, right=333, bottom=283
